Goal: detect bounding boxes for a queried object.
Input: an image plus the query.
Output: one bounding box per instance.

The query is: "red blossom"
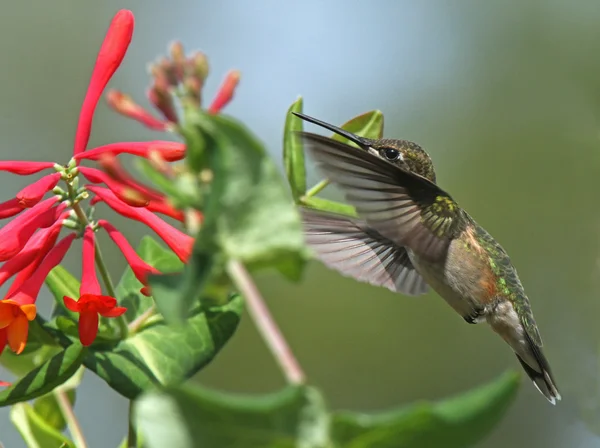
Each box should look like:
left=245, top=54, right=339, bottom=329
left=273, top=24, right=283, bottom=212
left=0, top=217, right=65, bottom=289
left=98, top=154, right=164, bottom=202
left=0, top=161, right=55, bottom=175
left=17, top=172, right=61, bottom=208
left=98, top=220, right=160, bottom=294
left=0, top=198, right=64, bottom=262
left=74, top=141, right=186, bottom=162
left=73, top=10, right=134, bottom=156
left=79, top=166, right=151, bottom=207
left=80, top=226, right=101, bottom=296
left=106, top=90, right=169, bottom=131
left=208, top=70, right=241, bottom=114
left=88, top=186, right=192, bottom=262
left=63, top=294, right=126, bottom=346
left=0, top=198, right=25, bottom=220
left=0, top=300, right=37, bottom=354
left=7, top=234, right=76, bottom=306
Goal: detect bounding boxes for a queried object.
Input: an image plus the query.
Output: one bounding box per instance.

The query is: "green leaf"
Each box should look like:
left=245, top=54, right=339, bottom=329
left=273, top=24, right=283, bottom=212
left=83, top=294, right=244, bottom=399
left=283, top=96, right=306, bottom=201
left=0, top=343, right=86, bottom=407
left=331, top=371, right=520, bottom=448
left=45, top=265, right=80, bottom=320
left=206, top=114, right=307, bottom=280
left=136, top=158, right=201, bottom=209
left=331, top=110, right=384, bottom=145
left=300, top=196, right=357, bottom=218
left=32, top=367, right=84, bottom=431
left=134, top=384, right=330, bottom=448
left=11, top=403, right=74, bottom=448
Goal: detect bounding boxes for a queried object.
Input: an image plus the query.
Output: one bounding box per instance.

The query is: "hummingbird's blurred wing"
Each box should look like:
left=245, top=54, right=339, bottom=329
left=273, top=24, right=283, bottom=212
left=301, top=207, right=429, bottom=295
left=300, top=132, right=465, bottom=262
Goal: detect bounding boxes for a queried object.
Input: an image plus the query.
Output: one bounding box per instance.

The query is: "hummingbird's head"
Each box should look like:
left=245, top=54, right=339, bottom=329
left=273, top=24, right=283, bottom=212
left=292, top=112, right=436, bottom=183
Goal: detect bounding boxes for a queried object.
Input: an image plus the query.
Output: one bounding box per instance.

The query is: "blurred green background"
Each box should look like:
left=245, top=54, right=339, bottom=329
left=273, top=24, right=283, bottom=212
left=1, top=1, right=600, bottom=446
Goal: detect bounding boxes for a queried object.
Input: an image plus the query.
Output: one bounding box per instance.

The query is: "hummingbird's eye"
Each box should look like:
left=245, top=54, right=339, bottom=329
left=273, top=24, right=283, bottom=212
left=382, top=148, right=402, bottom=162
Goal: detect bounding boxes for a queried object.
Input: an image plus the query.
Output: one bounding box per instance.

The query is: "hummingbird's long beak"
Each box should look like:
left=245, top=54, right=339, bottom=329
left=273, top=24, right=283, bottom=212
left=291, top=112, right=372, bottom=149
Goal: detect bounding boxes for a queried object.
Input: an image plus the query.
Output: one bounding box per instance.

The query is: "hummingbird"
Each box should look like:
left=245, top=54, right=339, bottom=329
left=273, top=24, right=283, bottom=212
left=293, top=112, right=561, bottom=404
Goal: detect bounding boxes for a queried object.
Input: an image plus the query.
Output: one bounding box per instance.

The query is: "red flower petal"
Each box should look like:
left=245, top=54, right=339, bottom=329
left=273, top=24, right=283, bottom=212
left=98, top=154, right=163, bottom=201
left=0, top=197, right=63, bottom=262
left=106, top=90, right=169, bottom=131
left=100, top=306, right=127, bottom=318
left=63, top=296, right=81, bottom=312
left=0, top=217, right=64, bottom=288
left=74, top=141, right=185, bottom=162
left=16, top=172, right=61, bottom=208
left=89, top=186, right=192, bottom=262
left=73, top=10, right=134, bottom=156
left=0, top=329, right=7, bottom=356
left=98, top=220, right=160, bottom=284
left=78, top=310, right=99, bottom=346
left=208, top=70, right=241, bottom=114
left=79, top=166, right=150, bottom=207
left=80, top=227, right=101, bottom=296
left=7, top=233, right=76, bottom=305
left=0, top=161, right=54, bottom=175
left=146, top=199, right=184, bottom=222
left=0, top=198, right=25, bottom=219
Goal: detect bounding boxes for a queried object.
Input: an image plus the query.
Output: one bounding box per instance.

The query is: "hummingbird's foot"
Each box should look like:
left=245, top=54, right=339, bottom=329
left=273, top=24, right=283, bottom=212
left=463, top=308, right=485, bottom=324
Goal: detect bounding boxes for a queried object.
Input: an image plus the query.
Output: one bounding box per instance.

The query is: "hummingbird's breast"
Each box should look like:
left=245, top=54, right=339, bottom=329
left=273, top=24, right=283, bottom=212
left=408, top=225, right=499, bottom=320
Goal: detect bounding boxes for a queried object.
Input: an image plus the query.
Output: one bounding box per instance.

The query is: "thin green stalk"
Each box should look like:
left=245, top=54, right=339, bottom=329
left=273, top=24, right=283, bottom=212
left=304, top=179, right=329, bottom=198
left=226, top=259, right=305, bottom=384
left=128, top=305, right=156, bottom=334
left=55, top=389, right=87, bottom=448
left=127, top=401, right=137, bottom=448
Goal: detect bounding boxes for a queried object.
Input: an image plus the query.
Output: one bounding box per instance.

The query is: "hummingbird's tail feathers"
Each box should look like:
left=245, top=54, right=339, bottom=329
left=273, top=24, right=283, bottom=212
left=515, top=335, right=561, bottom=405
left=300, top=207, right=429, bottom=296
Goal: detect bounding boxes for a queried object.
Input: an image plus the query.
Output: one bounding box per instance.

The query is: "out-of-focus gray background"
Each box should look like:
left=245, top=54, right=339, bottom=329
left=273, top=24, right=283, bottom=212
left=0, top=1, right=600, bottom=447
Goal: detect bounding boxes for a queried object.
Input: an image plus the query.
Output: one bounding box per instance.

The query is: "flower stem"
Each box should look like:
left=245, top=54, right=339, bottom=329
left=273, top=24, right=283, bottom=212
left=55, top=389, right=87, bottom=448
left=128, top=305, right=156, bottom=334
left=304, top=179, right=329, bottom=198
left=127, top=400, right=137, bottom=448
left=226, top=259, right=305, bottom=384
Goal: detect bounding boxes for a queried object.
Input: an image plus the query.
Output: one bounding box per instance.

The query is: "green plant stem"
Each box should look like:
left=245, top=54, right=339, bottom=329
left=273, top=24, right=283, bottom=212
left=226, top=260, right=306, bottom=384
left=55, top=389, right=87, bottom=448
left=127, top=401, right=137, bottom=448
left=128, top=305, right=156, bottom=334
left=69, top=194, right=129, bottom=338
left=304, top=179, right=329, bottom=198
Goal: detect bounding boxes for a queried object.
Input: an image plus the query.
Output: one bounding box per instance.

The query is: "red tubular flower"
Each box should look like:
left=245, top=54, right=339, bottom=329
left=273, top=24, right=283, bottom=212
left=73, top=10, right=134, bottom=156
left=0, top=197, right=64, bottom=262
left=0, top=217, right=65, bottom=288
left=0, top=198, right=25, bottom=219
left=63, top=294, right=126, bottom=346
left=79, top=166, right=150, bottom=207
left=61, top=227, right=126, bottom=346
left=88, top=186, right=192, bottom=262
left=17, top=172, right=61, bottom=208
left=146, top=199, right=184, bottom=222
left=0, top=300, right=37, bottom=354
left=208, top=70, right=241, bottom=114
left=80, top=226, right=101, bottom=296
left=98, top=220, right=160, bottom=294
left=74, top=141, right=186, bottom=162
left=7, top=234, right=76, bottom=306
left=0, top=161, right=55, bottom=175
left=106, top=90, right=169, bottom=131
left=98, top=154, right=164, bottom=202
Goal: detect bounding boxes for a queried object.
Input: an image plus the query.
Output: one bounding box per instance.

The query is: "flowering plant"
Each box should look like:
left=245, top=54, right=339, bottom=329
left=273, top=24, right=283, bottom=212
left=0, top=9, right=521, bottom=448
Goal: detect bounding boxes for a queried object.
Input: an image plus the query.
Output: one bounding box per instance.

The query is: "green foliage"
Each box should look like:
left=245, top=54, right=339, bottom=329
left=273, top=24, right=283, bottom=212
left=10, top=403, right=74, bottom=448
left=330, top=371, right=520, bottom=448
left=330, top=110, right=384, bottom=144
left=134, top=372, right=519, bottom=448
left=284, top=96, right=307, bottom=201
left=0, top=343, right=85, bottom=407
